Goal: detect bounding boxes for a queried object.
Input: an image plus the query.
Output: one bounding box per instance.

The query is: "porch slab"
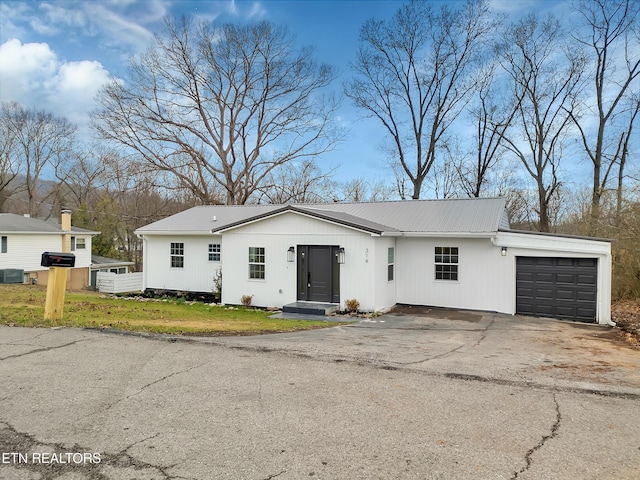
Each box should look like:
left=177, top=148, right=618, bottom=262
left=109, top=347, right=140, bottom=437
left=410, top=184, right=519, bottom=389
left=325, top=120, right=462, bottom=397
left=282, top=301, right=341, bottom=316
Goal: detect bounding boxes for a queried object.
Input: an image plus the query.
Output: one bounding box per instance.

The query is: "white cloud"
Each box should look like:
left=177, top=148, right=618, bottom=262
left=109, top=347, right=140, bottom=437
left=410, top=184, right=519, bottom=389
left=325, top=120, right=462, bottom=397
left=83, top=3, right=155, bottom=52
left=0, top=38, right=57, bottom=99
left=0, top=39, right=111, bottom=133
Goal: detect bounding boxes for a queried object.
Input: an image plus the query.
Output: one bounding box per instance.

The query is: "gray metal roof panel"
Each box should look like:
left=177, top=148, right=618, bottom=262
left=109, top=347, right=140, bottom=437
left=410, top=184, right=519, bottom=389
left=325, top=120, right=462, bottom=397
left=91, top=255, right=135, bottom=266
left=302, top=197, right=508, bottom=233
left=135, top=205, right=282, bottom=234
left=298, top=206, right=399, bottom=233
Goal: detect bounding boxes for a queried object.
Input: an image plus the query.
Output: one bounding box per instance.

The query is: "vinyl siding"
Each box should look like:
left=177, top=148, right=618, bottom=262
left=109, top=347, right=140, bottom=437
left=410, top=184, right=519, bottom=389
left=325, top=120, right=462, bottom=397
left=396, top=237, right=512, bottom=313
left=0, top=233, right=92, bottom=271
left=220, top=212, right=380, bottom=310
left=142, top=235, right=222, bottom=293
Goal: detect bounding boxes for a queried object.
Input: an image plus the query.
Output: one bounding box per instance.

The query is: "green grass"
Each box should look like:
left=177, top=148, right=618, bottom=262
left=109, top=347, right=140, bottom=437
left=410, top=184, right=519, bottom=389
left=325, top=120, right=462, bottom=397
left=0, top=285, right=348, bottom=335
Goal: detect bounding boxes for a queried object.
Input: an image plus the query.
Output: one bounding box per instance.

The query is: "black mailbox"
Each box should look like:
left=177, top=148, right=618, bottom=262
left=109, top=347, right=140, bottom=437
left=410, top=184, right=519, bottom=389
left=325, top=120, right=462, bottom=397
left=41, top=252, right=76, bottom=268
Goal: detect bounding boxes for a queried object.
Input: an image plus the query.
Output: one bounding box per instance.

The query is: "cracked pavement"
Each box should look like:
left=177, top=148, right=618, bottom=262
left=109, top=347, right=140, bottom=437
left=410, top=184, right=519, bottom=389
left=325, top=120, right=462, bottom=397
left=1, top=310, right=639, bottom=479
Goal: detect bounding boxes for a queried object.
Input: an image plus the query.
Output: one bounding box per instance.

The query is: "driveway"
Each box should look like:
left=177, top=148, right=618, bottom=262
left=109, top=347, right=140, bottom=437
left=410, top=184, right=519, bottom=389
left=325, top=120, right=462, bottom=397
left=214, top=309, right=640, bottom=395
left=1, top=311, right=639, bottom=479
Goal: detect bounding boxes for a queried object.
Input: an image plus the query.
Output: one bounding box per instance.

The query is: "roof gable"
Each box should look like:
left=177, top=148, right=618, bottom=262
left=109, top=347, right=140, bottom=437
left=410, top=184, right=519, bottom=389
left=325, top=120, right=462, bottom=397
left=211, top=205, right=398, bottom=235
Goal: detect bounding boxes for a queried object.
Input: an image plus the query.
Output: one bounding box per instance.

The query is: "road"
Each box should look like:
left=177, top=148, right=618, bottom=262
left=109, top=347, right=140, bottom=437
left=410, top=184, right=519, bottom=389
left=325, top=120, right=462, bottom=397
left=1, top=311, right=639, bottom=479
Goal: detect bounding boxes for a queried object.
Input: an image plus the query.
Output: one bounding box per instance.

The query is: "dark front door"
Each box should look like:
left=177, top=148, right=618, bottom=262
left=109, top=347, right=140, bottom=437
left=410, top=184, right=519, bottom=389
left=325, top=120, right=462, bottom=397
left=297, top=245, right=340, bottom=303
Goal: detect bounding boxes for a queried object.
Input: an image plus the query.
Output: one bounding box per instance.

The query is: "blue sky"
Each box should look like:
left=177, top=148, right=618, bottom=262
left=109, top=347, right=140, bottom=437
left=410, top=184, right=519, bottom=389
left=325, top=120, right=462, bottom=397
left=0, top=0, right=569, bottom=184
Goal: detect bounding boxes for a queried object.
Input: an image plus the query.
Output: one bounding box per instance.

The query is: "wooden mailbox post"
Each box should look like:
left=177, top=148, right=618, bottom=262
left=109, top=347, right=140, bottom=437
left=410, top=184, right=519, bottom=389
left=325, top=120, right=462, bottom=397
left=42, top=252, right=75, bottom=320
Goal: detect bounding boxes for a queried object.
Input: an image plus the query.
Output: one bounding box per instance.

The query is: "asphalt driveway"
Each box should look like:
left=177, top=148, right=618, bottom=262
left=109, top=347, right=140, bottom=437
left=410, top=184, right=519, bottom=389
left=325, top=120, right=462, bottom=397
left=1, top=310, right=639, bottom=479
left=216, top=308, right=640, bottom=395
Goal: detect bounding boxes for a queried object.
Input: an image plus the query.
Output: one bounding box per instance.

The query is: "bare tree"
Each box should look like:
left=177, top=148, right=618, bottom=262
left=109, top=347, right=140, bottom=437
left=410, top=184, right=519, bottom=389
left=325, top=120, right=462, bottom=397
left=497, top=14, right=585, bottom=232
left=614, top=95, right=640, bottom=221
left=345, top=0, right=498, bottom=199
left=459, top=63, right=521, bottom=197
left=338, top=176, right=395, bottom=203
left=570, top=0, right=640, bottom=230
left=93, top=17, right=341, bottom=205
left=0, top=102, right=76, bottom=216
left=256, top=160, right=337, bottom=204
left=0, top=115, right=20, bottom=210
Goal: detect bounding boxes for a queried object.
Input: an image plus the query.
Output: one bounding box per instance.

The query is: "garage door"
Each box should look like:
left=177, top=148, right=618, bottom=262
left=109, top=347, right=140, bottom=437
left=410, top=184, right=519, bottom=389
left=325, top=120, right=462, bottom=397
left=516, top=257, right=597, bottom=322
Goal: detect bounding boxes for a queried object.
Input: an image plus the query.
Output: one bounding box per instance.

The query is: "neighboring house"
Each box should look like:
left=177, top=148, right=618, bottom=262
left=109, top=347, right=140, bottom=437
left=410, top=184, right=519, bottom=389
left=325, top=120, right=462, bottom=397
left=90, top=255, right=135, bottom=288
left=134, top=198, right=613, bottom=325
left=0, top=211, right=98, bottom=289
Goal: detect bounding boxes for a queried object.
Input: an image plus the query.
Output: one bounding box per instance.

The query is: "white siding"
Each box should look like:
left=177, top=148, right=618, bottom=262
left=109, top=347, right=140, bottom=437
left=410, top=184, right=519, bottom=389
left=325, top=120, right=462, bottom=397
left=70, top=235, right=93, bottom=268
left=396, top=233, right=612, bottom=325
left=0, top=233, right=93, bottom=272
left=396, top=237, right=511, bottom=313
left=373, top=237, right=397, bottom=312
left=220, top=212, right=381, bottom=311
left=142, top=234, right=222, bottom=293
left=0, top=234, right=63, bottom=271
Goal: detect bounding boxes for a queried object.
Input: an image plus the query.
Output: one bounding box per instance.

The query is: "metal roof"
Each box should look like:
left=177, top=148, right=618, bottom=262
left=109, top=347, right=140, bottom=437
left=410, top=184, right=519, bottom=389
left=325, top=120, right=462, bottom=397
left=135, top=205, right=283, bottom=234
left=136, top=198, right=509, bottom=235
left=0, top=213, right=98, bottom=234
left=91, top=255, right=135, bottom=267
left=304, top=197, right=508, bottom=233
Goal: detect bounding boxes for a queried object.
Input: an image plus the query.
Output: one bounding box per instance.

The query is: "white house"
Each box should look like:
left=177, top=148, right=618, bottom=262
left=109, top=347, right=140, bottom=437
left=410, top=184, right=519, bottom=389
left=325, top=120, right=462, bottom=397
left=135, top=198, right=613, bottom=325
left=0, top=210, right=97, bottom=289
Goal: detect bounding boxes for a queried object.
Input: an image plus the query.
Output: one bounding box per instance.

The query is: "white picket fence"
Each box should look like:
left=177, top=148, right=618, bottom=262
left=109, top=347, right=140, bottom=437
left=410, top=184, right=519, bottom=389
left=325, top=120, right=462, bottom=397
left=96, top=272, right=143, bottom=294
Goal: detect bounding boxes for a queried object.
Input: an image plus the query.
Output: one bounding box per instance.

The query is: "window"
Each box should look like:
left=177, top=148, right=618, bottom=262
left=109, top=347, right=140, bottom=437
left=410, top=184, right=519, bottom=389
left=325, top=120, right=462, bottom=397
left=435, top=247, right=458, bottom=281
left=171, top=242, right=184, bottom=268
left=387, top=247, right=395, bottom=281
left=1, top=236, right=6, bottom=253
left=208, top=243, right=221, bottom=262
left=76, top=238, right=86, bottom=249
left=248, top=247, right=265, bottom=279
left=71, top=236, right=76, bottom=251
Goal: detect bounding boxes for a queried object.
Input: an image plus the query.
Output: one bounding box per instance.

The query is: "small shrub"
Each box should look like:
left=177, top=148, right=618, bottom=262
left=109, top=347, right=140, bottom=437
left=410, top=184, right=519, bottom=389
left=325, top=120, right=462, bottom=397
left=213, top=269, right=222, bottom=299
left=240, top=294, right=254, bottom=307
left=344, top=298, right=360, bottom=313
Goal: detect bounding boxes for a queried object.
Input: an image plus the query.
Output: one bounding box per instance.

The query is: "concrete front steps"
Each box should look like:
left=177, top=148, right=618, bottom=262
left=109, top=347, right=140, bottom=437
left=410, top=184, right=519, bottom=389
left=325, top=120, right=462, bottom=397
left=282, top=301, right=341, bottom=316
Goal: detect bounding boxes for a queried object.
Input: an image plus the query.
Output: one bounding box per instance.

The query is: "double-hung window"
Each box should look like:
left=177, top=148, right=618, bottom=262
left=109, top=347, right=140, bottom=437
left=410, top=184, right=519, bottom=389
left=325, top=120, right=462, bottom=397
left=76, top=238, right=86, bottom=249
left=435, top=247, right=458, bottom=281
left=248, top=247, right=265, bottom=279
left=208, top=244, right=221, bottom=262
left=171, top=242, right=184, bottom=268
left=387, top=247, right=395, bottom=281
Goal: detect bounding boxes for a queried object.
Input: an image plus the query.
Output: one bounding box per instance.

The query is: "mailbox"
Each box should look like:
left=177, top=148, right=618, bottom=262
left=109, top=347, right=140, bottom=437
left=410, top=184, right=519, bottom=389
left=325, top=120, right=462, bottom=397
left=41, top=252, right=76, bottom=268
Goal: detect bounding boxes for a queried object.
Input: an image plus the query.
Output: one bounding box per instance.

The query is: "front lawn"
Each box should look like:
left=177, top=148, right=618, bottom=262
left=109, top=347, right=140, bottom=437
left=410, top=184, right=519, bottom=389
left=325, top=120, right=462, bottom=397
left=0, top=285, right=346, bottom=335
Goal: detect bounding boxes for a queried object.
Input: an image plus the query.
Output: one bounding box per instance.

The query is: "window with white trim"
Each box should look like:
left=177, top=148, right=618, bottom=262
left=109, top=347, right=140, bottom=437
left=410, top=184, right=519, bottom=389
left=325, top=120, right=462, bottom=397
left=1, top=236, right=6, bottom=253
left=435, top=247, right=458, bottom=281
left=71, top=236, right=76, bottom=251
left=171, top=242, right=184, bottom=268
left=248, top=247, right=265, bottom=279
left=76, top=237, right=86, bottom=249
left=208, top=243, right=221, bottom=262
left=387, top=247, right=395, bottom=281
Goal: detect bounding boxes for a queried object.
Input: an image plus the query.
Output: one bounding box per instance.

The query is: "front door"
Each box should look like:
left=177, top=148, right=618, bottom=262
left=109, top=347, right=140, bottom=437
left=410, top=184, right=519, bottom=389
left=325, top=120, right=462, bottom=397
left=297, top=245, right=340, bottom=303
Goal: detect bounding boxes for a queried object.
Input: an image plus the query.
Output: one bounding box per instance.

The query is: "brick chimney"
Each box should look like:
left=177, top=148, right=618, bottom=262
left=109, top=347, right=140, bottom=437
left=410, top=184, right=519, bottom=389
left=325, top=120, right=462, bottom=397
left=61, top=209, right=72, bottom=253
